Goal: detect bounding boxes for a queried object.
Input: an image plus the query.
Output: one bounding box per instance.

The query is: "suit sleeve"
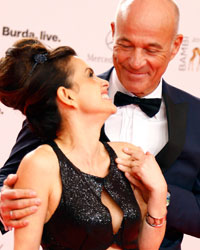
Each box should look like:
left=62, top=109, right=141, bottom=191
left=167, top=177, right=200, bottom=238
left=0, top=119, right=43, bottom=189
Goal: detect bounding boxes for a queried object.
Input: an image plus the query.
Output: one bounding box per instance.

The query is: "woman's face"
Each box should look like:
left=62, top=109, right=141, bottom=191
left=69, top=56, right=116, bottom=115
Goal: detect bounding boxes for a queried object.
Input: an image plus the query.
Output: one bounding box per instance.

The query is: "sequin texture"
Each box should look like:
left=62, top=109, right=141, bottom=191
left=42, top=141, right=141, bottom=250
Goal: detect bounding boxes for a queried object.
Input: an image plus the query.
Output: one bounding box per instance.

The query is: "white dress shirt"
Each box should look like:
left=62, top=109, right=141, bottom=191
left=104, top=69, right=168, bottom=156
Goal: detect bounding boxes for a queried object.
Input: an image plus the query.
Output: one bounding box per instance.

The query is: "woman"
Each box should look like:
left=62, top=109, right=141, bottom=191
left=0, top=38, right=167, bottom=250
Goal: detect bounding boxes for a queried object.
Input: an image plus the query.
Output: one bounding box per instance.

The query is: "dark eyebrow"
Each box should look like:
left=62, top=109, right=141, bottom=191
left=85, top=67, right=94, bottom=74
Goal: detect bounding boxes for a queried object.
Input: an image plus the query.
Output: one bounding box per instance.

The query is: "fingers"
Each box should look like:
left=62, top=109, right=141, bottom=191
left=3, top=174, right=18, bottom=188
left=125, top=172, right=141, bottom=186
left=115, top=155, right=141, bottom=175
left=122, top=146, right=144, bottom=160
left=4, top=219, right=29, bottom=229
left=1, top=188, right=37, bottom=201
left=115, top=146, right=145, bottom=169
left=115, top=147, right=143, bottom=179
left=116, top=159, right=133, bottom=173
left=0, top=198, right=40, bottom=229
left=0, top=188, right=41, bottom=229
left=116, top=147, right=162, bottom=188
left=0, top=197, right=41, bottom=213
left=4, top=204, right=39, bottom=220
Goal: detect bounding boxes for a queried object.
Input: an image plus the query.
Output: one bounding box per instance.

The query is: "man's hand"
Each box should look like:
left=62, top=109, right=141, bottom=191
left=0, top=174, right=41, bottom=229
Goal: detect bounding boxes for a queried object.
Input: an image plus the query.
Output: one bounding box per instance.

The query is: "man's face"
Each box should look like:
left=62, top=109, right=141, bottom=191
left=111, top=1, right=182, bottom=97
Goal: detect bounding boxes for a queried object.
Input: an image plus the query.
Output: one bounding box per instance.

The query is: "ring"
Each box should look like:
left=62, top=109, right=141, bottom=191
left=10, top=210, right=13, bottom=218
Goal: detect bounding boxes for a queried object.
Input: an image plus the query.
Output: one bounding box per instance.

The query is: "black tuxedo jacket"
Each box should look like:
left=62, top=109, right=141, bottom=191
left=99, top=68, right=200, bottom=249
left=0, top=68, right=200, bottom=249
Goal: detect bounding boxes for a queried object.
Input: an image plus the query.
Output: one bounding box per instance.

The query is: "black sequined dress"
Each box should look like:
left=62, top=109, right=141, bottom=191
left=41, top=141, right=141, bottom=250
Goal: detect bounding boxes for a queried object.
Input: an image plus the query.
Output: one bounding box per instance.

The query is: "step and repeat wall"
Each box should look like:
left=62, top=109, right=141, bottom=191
left=0, top=0, right=200, bottom=249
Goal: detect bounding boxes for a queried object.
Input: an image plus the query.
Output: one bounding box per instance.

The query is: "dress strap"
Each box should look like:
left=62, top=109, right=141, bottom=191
left=101, top=141, right=118, bottom=163
left=46, top=140, right=65, bottom=163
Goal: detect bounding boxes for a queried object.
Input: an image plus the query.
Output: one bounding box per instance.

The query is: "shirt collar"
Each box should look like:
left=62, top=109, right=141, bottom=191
left=109, top=68, right=162, bottom=101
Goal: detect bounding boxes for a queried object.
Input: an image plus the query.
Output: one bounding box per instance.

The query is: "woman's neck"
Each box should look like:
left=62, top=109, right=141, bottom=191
left=54, top=116, right=109, bottom=177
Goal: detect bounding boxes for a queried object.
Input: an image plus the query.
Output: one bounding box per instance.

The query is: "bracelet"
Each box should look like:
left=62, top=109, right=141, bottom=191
left=145, top=212, right=166, bottom=228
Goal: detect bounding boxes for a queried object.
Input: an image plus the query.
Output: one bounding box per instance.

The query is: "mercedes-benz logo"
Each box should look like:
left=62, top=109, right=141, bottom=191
left=105, top=30, right=113, bottom=51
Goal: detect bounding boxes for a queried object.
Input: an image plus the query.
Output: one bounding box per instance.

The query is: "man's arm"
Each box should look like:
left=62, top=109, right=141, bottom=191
left=167, top=180, right=200, bottom=238
left=0, top=120, right=43, bottom=187
left=0, top=119, right=43, bottom=232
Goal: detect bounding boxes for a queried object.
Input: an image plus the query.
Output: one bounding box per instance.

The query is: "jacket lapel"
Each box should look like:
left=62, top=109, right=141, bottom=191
left=156, top=81, right=188, bottom=172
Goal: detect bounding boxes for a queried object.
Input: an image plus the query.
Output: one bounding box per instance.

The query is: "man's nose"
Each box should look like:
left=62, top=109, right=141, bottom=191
left=128, top=48, right=146, bottom=69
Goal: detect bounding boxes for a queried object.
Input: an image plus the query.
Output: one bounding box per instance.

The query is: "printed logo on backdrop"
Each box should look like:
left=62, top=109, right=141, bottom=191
left=105, top=30, right=113, bottom=51
left=86, top=30, right=113, bottom=65
left=188, top=47, right=200, bottom=71
left=2, top=26, right=61, bottom=43
left=179, top=36, right=200, bottom=72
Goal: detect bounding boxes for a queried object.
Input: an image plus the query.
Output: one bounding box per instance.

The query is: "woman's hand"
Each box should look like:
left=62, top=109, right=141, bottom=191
left=116, top=147, right=167, bottom=216
left=116, top=147, right=166, bottom=191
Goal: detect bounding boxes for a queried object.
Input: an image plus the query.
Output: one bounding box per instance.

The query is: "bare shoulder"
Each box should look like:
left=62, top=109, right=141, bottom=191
left=17, top=144, right=58, bottom=180
left=108, top=141, right=138, bottom=158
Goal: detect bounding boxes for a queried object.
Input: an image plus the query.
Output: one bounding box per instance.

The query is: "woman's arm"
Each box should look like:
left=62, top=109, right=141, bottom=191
left=13, top=145, right=57, bottom=250
left=109, top=142, right=167, bottom=250
left=0, top=120, right=43, bottom=232
left=127, top=169, right=167, bottom=250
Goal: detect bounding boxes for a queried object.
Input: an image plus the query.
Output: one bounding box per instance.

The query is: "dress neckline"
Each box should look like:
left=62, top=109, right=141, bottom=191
left=48, top=140, right=117, bottom=180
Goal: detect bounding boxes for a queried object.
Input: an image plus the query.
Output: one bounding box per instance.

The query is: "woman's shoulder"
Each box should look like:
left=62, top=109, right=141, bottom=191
left=19, top=144, right=58, bottom=176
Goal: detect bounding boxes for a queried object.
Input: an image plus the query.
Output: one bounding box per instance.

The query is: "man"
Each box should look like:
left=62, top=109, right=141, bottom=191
left=0, top=0, right=200, bottom=249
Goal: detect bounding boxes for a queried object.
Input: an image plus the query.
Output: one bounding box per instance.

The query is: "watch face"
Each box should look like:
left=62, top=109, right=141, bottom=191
left=166, top=191, right=171, bottom=207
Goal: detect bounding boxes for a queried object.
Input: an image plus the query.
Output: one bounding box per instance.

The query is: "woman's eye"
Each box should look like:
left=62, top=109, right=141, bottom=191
left=89, top=71, right=94, bottom=77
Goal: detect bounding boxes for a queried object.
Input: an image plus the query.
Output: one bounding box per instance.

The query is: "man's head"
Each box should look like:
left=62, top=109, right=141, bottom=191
left=111, top=0, right=183, bottom=97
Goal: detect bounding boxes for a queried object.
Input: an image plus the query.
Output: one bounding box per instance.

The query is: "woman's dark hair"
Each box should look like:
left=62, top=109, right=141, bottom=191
left=0, top=38, right=76, bottom=140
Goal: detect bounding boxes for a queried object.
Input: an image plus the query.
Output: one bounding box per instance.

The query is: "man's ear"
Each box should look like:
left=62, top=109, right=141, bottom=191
left=170, top=34, right=183, bottom=60
left=111, top=22, right=115, bottom=38
left=57, top=86, right=78, bottom=108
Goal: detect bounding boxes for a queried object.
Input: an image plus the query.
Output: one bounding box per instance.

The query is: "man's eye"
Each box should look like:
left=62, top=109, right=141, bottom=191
left=89, top=71, right=94, bottom=77
left=119, top=44, right=132, bottom=48
left=146, top=48, right=158, bottom=54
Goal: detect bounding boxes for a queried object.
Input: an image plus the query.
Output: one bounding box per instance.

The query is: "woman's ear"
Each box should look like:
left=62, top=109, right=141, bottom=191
left=57, top=86, right=78, bottom=108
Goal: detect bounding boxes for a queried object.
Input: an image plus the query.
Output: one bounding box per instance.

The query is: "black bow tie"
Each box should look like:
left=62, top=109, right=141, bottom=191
left=114, top=91, right=161, bottom=118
